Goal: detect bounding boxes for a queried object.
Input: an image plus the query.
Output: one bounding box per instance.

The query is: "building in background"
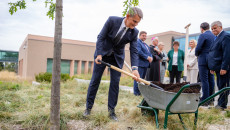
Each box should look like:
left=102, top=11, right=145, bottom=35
left=146, top=31, right=185, bottom=53
left=18, top=34, right=132, bottom=79
left=17, top=27, right=230, bottom=79
left=0, top=50, right=18, bottom=72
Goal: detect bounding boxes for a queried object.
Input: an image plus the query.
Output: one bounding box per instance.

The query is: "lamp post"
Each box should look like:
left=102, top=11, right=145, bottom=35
left=183, top=23, right=191, bottom=82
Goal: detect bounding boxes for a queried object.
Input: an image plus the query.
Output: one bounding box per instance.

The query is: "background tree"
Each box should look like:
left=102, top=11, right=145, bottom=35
left=9, top=0, right=62, bottom=129
left=8, top=0, right=139, bottom=129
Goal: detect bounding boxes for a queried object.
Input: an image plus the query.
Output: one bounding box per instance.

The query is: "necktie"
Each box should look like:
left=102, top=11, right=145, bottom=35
left=114, top=27, right=126, bottom=44
left=214, top=36, right=217, bottom=41
left=144, top=44, right=149, bottom=52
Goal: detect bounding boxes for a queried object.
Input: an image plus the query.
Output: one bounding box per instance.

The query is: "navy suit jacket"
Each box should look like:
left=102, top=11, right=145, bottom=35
left=195, top=30, right=215, bottom=66
left=95, top=16, right=139, bottom=68
left=208, top=31, right=230, bottom=71
left=137, top=39, right=152, bottom=68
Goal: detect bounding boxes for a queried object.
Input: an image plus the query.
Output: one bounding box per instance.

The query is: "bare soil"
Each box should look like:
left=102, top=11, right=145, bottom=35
left=151, top=81, right=201, bottom=93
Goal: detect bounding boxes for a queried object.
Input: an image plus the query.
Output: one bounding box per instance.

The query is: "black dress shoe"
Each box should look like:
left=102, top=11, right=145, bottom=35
left=109, top=109, right=118, bottom=121
left=83, top=109, right=91, bottom=117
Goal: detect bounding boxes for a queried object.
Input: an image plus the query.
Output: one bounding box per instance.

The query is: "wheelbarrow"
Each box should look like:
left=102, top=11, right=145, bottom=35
left=137, top=83, right=230, bottom=129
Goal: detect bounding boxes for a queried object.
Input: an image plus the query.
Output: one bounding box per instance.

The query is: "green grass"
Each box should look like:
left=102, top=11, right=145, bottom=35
left=0, top=79, right=229, bottom=129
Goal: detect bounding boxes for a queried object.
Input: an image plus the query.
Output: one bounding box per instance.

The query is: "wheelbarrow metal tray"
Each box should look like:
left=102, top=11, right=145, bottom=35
left=138, top=83, right=201, bottom=113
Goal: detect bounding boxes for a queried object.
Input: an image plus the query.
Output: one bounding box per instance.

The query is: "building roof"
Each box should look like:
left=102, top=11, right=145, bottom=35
left=147, top=31, right=185, bottom=38
left=25, top=34, right=131, bottom=51
left=27, top=34, right=96, bottom=47
left=0, top=50, right=18, bottom=53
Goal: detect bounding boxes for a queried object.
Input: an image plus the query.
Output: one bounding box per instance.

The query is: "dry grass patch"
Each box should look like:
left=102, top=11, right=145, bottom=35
left=0, top=70, right=30, bottom=83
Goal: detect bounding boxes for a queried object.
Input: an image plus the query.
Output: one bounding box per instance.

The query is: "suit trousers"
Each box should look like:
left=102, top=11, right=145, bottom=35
left=133, top=66, right=147, bottom=95
left=169, top=65, right=182, bottom=83
left=216, top=70, right=229, bottom=108
left=199, top=65, right=215, bottom=102
left=187, top=69, right=198, bottom=83
left=86, top=54, right=121, bottom=110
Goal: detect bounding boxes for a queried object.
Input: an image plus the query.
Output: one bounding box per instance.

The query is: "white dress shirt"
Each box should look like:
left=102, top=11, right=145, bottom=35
left=172, top=51, right=178, bottom=65
left=116, top=19, right=129, bottom=40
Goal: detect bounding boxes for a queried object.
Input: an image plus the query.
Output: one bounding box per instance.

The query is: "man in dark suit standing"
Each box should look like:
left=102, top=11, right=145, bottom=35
left=133, top=31, right=152, bottom=96
left=195, top=22, right=215, bottom=106
left=208, top=21, right=230, bottom=110
left=83, top=7, right=143, bottom=120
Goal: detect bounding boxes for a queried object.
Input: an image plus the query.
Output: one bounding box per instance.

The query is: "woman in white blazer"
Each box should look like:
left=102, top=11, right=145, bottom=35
left=187, top=39, right=198, bottom=83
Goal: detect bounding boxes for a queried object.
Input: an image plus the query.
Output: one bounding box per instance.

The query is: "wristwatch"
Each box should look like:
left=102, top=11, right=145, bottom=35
left=132, top=66, right=138, bottom=71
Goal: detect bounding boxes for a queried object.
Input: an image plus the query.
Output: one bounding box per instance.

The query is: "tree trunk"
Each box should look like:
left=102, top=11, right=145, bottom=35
left=50, top=0, right=62, bottom=129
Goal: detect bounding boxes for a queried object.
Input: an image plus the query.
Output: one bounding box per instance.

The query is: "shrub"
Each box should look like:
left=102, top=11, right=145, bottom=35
left=35, top=72, right=52, bottom=83
left=35, top=72, right=70, bottom=83
left=61, top=73, right=70, bottom=82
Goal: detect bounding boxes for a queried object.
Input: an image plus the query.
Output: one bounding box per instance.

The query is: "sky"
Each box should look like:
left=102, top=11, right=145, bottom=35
left=0, top=0, right=230, bottom=51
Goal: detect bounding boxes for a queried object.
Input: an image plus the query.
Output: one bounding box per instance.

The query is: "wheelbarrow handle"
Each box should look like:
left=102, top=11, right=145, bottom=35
left=98, top=60, right=164, bottom=90
left=189, top=82, right=201, bottom=87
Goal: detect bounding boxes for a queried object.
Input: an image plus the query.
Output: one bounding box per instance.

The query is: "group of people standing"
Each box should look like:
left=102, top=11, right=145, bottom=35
left=83, top=6, right=230, bottom=121
left=133, top=32, right=168, bottom=95
left=134, top=21, right=230, bottom=110
left=133, top=31, right=198, bottom=96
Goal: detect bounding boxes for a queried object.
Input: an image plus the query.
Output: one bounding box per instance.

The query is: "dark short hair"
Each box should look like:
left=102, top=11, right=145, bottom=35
left=200, top=22, right=210, bottom=30
left=173, top=41, right=180, bottom=46
left=139, top=31, right=147, bottom=36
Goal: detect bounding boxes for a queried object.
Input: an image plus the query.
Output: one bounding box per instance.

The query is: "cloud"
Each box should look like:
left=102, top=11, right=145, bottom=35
left=0, top=0, right=230, bottom=51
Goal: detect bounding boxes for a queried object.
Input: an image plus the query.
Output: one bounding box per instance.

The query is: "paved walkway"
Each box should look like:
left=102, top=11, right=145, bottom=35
left=74, top=78, right=133, bottom=93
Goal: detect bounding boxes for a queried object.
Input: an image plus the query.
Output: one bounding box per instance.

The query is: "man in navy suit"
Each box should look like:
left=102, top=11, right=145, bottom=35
left=133, top=31, right=152, bottom=96
left=84, top=7, right=143, bottom=120
left=195, top=22, right=215, bottom=106
left=208, top=21, right=230, bottom=110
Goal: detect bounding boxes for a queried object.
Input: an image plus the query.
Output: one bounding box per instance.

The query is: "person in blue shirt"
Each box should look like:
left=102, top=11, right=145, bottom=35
left=133, top=31, right=152, bottom=96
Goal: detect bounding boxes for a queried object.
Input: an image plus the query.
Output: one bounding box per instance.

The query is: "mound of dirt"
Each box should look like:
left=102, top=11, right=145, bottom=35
left=151, top=81, right=201, bottom=93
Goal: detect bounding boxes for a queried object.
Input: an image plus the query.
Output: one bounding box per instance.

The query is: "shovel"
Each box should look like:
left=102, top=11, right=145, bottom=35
left=98, top=60, right=164, bottom=90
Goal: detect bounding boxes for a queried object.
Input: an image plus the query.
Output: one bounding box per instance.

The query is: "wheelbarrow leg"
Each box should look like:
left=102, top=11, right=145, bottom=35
left=178, top=114, right=187, bottom=130
left=163, top=111, right=169, bottom=129
left=152, top=108, right=159, bottom=128
left=193, top=111, right=198, bottom=130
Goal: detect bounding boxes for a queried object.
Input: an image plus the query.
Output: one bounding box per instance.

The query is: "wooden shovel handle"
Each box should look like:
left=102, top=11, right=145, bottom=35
left=98, top=60, right=164, bottom=90
left=99, top=60, right=150, bottom=85
left=110, top=65, right=151, bottom=86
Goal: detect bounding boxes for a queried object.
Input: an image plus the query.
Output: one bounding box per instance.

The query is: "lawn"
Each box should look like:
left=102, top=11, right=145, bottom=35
left=0, top=71, right=230, bottom=129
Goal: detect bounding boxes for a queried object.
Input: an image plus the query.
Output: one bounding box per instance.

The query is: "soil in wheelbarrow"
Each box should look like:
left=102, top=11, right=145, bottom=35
left=151, top=81, right=201, bottom=93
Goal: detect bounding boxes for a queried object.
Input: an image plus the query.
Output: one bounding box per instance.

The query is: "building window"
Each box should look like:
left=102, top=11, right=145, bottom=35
left=81, top=61, right=85, bottom=74
left=0, top=51, right=18, bottom=62
left=61, top=60, right=70, bottom=74
left=88, top=61, right=93, bottom=74
left=47, top=59, right=53, bottom=73
left=74, top=60, right=78, bottom=75
left=47, top=59, right=70, bottom=74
